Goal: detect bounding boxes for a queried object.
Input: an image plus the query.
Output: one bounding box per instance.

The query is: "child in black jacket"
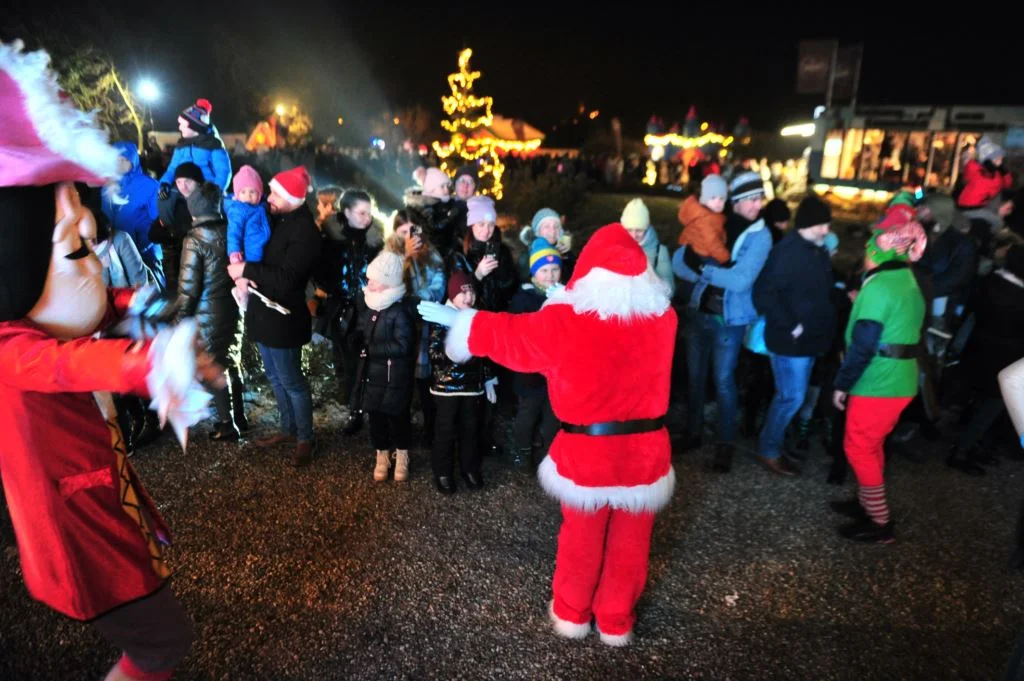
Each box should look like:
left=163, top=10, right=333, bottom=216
left=429, top=270, right=495, bottom=494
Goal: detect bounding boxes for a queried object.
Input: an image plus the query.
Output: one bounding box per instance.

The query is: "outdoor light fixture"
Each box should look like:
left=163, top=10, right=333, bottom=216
left=337, top=117, right=344, bottom=125
left=589, top=110, right=600, bottom=120
left=137, top=79, right=160, bottom=103
left=275, top=103, right=286, bottom=117
left=780, top=123, right=815, bottom=137
left=393, top=117, right=400, bottom=125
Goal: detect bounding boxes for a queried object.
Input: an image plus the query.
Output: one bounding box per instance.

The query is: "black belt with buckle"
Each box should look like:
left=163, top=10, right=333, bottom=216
left=877, top=343, right=922, bottom=359
left=560, top=417, right=666, bottom=436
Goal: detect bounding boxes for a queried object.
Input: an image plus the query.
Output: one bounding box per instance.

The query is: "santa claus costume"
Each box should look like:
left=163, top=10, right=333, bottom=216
left=1, top=41, right=212, bottom=681
left=420, top=223, right=677, bottom=645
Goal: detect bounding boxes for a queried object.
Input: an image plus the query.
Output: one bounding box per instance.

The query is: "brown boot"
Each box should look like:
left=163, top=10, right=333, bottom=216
left=393, top=449, right=410, bottom=482
left=291, top=440, right=315, bottom=467
left=252, top=432, right=297, bottom=448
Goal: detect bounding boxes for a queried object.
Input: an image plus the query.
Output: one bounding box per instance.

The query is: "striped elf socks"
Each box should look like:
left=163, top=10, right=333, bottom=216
left=858, top=484, right=890, bottom=525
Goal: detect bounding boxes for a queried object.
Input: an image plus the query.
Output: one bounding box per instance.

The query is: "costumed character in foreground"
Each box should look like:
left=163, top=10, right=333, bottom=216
left=830, top=215, right=926, bottom=544
left=0, top=40, right=216, bottom=681
left=419, top=223, right=677, bottom=645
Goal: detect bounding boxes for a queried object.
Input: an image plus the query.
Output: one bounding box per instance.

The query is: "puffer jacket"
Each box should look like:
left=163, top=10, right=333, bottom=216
left=312, top=220, right=384, bottom=339
left=516, top=226, right=577, bottom=283
left=175, top=217, right=239, bottom=367
left=508, top=284, right=548, bottom=397
left=404, top=189, right=460, bottom=260
left=447, top=232, right=518, bottom=312
left=224, top=197, right=272, bottom=262
left=429, top=308, right=490, bottom=396
left=150, top=192, right=192, bottom=293
left=159, top=129, right=233, bottom=192
left=103, top=141, right=160, bottom=261
left=351, top=293, right=416, bottom=415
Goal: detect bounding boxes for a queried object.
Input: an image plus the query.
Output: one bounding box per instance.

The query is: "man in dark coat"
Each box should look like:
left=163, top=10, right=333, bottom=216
left=177, top=183, right=246, bottom=441
left=228, top=167, right=321, bottom=467
left=752, top=195, right=836, bottom=476
left=151, top=162, right=203, bottom=293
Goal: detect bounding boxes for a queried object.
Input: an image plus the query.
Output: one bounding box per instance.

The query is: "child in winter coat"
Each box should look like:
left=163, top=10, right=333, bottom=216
left=518, top=207, right=576, bottom=282
left=677, top=174, right=729, bottom=264
left=224, top=165, right=271, bottom=309
left=429, top=270, right=497, bottom=494
left=621, top=198, right=675, bottom=295
left=352, top=251, right=416, bottom=483
left=508, top=239, right=562, bottom=467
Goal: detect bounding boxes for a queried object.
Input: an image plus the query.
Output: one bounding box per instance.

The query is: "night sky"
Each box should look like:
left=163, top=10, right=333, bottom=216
left=3, top=3, right=1022, bottom=143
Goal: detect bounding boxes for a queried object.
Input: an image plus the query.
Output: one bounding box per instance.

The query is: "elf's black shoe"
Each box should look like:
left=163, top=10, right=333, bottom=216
left=838, top=518, right=895, bottom=544
left=829, top=498, right=867, bottom=519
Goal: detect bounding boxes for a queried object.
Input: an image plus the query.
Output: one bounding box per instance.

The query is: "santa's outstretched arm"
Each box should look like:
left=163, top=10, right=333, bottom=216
left=419, top=301, right=566, bottom=374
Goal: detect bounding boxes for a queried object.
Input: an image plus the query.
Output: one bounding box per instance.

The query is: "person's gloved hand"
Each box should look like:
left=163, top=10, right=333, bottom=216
left=109, top=284, right=179, bottom=340
left=484, top=377, right=498, bottom=404
left=682, top=246, right=705, bottom=275
left=418, top=301, right=457, bottom=327
left=158, top=183, right=172, bottom=201
left=545, top=283, right=566, bottom=298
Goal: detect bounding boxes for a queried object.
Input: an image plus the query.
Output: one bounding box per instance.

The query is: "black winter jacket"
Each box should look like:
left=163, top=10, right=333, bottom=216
left=508, top=284, right=548, bottom=396
left=753, top=231, right=836, bottom=357
left=312, top=221, right=384, bottom=339
left=151, top=191, right=191, bottom=293
left=962, top=271, right=1024, bottom=396
left=243, top=204, right=322, bottom=349
left=351, top=294, right=417, bottom=414
left=447, top=234, right=518, bottom=312
left=406, top=192, right=461, bottom=260
left=917, top=227, right=976, bottom=316
left=429, top=317, right=490, bottom=395
left=175, top=217, right=239, bottom=367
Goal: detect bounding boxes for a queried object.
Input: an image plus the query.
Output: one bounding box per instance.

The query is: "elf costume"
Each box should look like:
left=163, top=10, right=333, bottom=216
left=831, top=216, right=927, bottom=543
left=419, top=223, right=677, bottom=645
left=1, top=40, right=211, bottom=681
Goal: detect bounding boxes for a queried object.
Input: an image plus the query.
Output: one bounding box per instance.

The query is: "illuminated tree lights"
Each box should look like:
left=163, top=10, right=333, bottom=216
left=432, top=48, right=539, bottom=200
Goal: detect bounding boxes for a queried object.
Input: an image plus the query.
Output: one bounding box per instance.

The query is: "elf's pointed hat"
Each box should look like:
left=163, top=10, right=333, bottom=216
left=0, top=40, right=121, bottom=187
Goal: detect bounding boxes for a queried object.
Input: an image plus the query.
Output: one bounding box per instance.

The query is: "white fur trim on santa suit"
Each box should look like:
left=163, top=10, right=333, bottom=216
left=269, top=178, right=305, bottom=208
left=545, top=265, right=671, bottom=321
left=597, top=627, right=634, bottom=647
left=0, top=40, right=121, bottom=187
left=444, top=307, right=477, bottom=364
left=549, top=600, right=591, bottom=639
left=538, top=456, right=675, bottom=513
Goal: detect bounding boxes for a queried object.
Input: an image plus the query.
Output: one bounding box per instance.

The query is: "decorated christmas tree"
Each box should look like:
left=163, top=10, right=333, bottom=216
left=432, top=48, right=506, bottom=199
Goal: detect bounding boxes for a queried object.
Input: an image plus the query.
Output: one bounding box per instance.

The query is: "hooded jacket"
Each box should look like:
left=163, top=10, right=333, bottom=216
left=224, top=197, right=272, bottom=262
left=103, top=141, right=160, bottom=260
left=677, top=195, right=729, bottom=264
left=159, top=130, right=232, bottom=193
left=175, top=216, right=239, bottom=366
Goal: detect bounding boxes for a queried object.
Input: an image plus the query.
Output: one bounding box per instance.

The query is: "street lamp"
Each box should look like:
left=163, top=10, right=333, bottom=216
left=275, top=103, right=287, bottom=117
left=137, top=78, right=160, bottom=103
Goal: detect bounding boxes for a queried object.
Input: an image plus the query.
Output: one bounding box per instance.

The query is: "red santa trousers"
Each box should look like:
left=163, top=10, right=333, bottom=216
left=844, top=395, right=913, bottom=486
left=551, top=504, right=656, bottom=637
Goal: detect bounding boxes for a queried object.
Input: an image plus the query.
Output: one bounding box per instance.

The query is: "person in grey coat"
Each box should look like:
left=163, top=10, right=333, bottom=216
left=621, top=198, right=675, bottom=295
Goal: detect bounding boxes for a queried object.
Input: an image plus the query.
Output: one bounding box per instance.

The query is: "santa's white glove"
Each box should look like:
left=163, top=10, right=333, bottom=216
left=545, top=283, right=566, bottom=298
left=146, top=319, right=213, bottom=449
left=484, top=377, right=498, bottom=404
left=418, top=300, right=457, bottom=327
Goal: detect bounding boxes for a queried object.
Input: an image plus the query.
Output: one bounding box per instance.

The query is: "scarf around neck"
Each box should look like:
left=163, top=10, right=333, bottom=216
left=363, top=283, right=407, bottom=311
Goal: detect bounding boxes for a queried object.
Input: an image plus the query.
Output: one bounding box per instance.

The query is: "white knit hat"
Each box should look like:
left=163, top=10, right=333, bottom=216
left=366, top=251, right=405, bottom=289
left=620, top=198, right=650, bottom=230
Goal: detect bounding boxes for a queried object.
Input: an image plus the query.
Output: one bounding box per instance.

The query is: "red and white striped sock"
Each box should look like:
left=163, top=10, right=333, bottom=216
left=858, top=484, right=890, bottom=526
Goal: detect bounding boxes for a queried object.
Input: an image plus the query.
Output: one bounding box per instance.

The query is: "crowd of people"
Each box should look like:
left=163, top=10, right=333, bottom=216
left=5, top=34, right=1024, bottom=676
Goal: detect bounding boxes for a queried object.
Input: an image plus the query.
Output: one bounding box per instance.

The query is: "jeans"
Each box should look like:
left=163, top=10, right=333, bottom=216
left=759, top=354, right=815, bottom=459
left=257, top=344, right=314, bottom=442
left=684, top=310, right=745, bottom=443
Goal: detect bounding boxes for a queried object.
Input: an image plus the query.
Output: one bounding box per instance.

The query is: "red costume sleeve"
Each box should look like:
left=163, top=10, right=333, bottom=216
left=468, top=305, right=570, bottom=375
left=0, top=323, right=151, bottom=395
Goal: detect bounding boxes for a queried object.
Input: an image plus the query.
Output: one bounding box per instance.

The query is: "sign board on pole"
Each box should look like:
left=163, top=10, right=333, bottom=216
left=796, top=40, right=837, bottom=94
left=831, top=45, right=863, bottom=100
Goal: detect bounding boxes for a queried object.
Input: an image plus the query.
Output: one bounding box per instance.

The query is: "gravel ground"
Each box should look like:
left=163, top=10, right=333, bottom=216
left=3, top=389, right=1024, bottom=681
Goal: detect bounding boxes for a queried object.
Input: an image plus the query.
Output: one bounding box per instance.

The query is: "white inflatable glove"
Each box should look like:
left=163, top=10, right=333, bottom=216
left=999, top=357, right=1024, bottom=448
left=484, top=377, right=498, bottom=404
left=418, top=300, right=457, bottom=327
left=146, top=319, right=213, bottom=449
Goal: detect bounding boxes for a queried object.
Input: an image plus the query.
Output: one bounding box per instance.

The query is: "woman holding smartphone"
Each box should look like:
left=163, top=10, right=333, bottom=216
left=447, top=195, right=517, bottom=313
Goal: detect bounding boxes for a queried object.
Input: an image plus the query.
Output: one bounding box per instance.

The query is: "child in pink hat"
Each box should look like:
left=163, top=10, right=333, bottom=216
left=224, top=164, right=271, bottom=308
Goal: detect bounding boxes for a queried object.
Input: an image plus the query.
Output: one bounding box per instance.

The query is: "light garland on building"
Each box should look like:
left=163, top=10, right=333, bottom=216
left=643, top=160, right=657, bottom=186
left=431, top=48, right=527, bottom=200
left=644, top=132, right=735, bottom=150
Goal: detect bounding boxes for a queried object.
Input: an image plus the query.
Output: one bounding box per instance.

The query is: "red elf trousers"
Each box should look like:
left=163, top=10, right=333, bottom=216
left=551, top=504, right=656, bottom=637
left=844, top=395, right=913, bottom=487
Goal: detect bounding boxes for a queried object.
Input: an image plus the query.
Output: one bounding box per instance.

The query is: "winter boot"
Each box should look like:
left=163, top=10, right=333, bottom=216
left=838, top=518, right=896, bottom=544
left=393, top=449, right=410, bottom=482
left=946, top=445, right=985, bottom=476
left=209, top=420, right=240, bottom=442
left=373, top=450, right=391, bottom=481
left=795, top=418, right=811, bottom=451
left=712, top=443, right=734, bottom=473
left=343, top=411, right=364, bottom=436
left=134, top=411, right=162, bottom=449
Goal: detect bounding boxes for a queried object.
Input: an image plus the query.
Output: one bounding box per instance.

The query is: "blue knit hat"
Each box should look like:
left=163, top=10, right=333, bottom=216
left=700, top=174, right=727, bottom=203
left=531, top=207, right=561, bottom=236
left=529, top=237, right=561, bottom=277
left=729, top=171, right=765, bottom=203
